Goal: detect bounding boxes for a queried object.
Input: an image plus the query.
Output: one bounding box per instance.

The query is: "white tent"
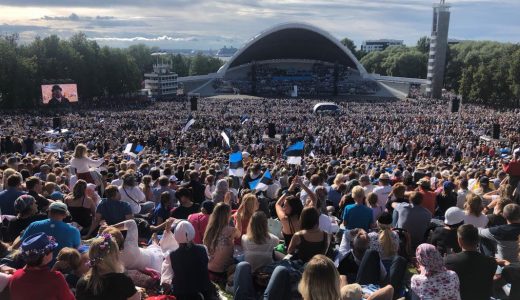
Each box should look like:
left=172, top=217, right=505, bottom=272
left=313, top=102, right=340, bottom=113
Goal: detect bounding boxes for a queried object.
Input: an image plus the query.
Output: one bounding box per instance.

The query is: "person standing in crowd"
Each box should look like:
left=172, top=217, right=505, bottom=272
left=69, top=144, right=105, bottom=184
left=9, top=233, right=74, bottom=300
left=445, top=224, right=497, bottom=300
left=373, top=173, right=392, bottom=209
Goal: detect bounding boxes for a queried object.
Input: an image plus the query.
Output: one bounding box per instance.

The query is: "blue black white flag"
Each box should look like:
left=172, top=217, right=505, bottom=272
left=284, top=141, right=304, bottom=165
left=123, top=143, right=144, bottom=157
left=229, top=152, right=244, bottom=177
left=254, top=170, right=272, bottom=192
left=182, top=116, right=195, bottom=132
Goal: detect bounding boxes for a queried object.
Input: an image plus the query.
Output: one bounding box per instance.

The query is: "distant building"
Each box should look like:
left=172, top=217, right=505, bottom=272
left=426, top=0, right=451, bottom=99
left=144, top=63, right=178, bottom=99
left=361, top=39, right=404, bottom=52
left=216, top=46, right=238, bottom=57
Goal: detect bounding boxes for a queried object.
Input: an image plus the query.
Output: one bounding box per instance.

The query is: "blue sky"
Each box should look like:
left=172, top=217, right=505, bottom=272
left=0, top=0, right=518, bottom=50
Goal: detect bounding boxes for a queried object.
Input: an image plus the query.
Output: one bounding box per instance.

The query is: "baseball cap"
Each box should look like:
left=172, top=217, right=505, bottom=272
left=169, top=175, right=178, bottom=182
left=443, top=181, right=455, bottom=191
left=444, top=207, right=465, bottom=226
left=49, top=201, right=69, bottom=214
left=174, top=221, right=195, bottom=244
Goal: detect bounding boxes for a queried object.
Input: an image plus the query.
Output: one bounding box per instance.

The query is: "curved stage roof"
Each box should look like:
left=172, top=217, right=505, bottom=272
left=218, top=23, right=368, bottom=76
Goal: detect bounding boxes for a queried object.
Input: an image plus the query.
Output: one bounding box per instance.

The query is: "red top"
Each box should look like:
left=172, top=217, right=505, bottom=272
left=419, top=189, right=437, bottom=216
left=187, top=212, right=210, bottom=244
left=9, top=267, right=75, bottom=300
left=504, top=160, right=520, bottom=177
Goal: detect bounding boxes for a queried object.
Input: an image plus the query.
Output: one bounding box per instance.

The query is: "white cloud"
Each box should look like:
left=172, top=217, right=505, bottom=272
left=89, top=35, right=198, bottom=42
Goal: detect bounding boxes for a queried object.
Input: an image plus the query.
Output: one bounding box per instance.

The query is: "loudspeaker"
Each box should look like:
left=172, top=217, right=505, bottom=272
left=450, top=98, right=460, bottom=113
left=492, top=124, right=500, bottom=139
left=190, top=97, right=198, bottom=111
left=268, top=123, right=276, bottom=138
left=52, top=117, right=62, bottom=130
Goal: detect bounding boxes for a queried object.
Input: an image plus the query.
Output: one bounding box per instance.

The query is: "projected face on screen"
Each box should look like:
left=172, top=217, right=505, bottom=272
left=41, top=84, right=78, bottom=105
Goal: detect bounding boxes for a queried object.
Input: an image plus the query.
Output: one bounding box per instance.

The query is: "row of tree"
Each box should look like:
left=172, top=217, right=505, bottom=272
left=342, top=36, right=520, bottom=106
left=0, top=33, right=223, bottom=108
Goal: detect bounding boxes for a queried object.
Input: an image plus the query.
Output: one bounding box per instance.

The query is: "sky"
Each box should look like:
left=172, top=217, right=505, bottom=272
left=0, top=0, right=519, bottom=50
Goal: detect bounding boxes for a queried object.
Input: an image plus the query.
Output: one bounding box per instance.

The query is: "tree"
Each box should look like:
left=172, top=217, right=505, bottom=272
left=416, top=36, right=430, bottom=54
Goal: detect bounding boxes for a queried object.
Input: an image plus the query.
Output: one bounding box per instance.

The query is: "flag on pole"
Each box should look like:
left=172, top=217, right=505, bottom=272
left=221, top=130, right=231, bottom=148
left=284, top=141, right=304, bottom=165
left=229, top=152, right=244, bottom=177
left=240, top=115, right=250, bottom=125
left=182, top=116, right=195, bottom=132
left=254, top=170, right=272, bottom=192
left=123, top=143, right=144, bottom=157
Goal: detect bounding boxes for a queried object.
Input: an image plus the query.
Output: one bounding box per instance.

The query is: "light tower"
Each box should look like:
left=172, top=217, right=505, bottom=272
left=426, top=0, right=450, bottom=99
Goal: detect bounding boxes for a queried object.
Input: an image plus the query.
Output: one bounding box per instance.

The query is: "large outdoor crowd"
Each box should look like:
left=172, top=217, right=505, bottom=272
left=0, top=96, right=519, bottom=300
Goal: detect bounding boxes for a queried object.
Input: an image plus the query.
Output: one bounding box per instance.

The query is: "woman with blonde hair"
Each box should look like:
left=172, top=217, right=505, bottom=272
left=463, top=193, right=489, bottom=228
left=69, top=143, right=105, bottom=184
left=234, top=193, right=259, bottom=238
left=299, top=255, right=341, bottom=300
left=241, top=211, right=279, bottom=271
left=203, top=203, right=240, bottom=279
left=367, top=212, right=399, bottom=262
left=76, top=233, right=140, bottom=300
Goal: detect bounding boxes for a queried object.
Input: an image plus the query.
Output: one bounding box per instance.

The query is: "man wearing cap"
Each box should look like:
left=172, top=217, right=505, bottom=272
left=9, top=232, right=75, bottom=300
left=372, top=173, right=392, bottom=208
left=445, top=224, right=497, bottom=300
left=48, top=84, right=70, bottom=106
left=429, top=207, right=465, bottom=256
left=20, top=202, right=80, bottom=260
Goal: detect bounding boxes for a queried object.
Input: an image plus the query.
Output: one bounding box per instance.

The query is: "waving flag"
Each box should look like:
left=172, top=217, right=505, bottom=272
left=285, top=141, right=304, bottom=165
left=182, top=116, right=195, bottom=132
left=255, top=170, right=272, bottom=192
left=240, top=115, right=250, bottom=125
left=229, top=152, right=244, bottom=177
left=123, top=143, right=144, bottom=157
left=221, top=129, right=231, bottom=148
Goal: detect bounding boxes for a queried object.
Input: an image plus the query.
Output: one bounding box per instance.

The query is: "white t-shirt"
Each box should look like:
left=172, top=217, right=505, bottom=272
left=119, top=220, right=164, bottom=272
left=319, top=214, right=333, bottom=234
left=241, top=233, right=279, bottom=271
left=69, top=157, right=104, bottom=173
left=373, top=185, right=392, bottom=208
left=464, top=212, right=489, bottom=228
left=119, top=186, right=146, bottom=214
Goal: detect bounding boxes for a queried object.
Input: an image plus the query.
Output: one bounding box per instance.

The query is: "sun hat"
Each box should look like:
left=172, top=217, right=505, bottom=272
left=444, top=207, right=465, bottom=226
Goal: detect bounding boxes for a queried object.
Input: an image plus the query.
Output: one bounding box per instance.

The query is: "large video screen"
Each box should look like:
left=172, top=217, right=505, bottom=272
left=41, top=84, right=79, bottom=104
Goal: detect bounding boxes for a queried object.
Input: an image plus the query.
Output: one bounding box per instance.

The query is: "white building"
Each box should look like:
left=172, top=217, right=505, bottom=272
left=144, top=63, right=178, bottom=98
left=361, top=39, right=404, bottom=53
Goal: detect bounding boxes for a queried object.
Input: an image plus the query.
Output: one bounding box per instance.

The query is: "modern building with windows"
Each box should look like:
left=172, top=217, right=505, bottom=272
left=144, top=63, right=178, bottom=99
left=361, top=39, right=404, bottom=53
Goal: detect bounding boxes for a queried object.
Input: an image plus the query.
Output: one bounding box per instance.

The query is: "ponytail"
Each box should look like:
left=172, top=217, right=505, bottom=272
left=378, top=224, right=396, bottom=258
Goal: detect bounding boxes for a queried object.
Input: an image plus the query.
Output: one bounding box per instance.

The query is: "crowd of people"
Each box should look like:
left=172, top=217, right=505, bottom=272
left=0, top=96, right=519, bottom=300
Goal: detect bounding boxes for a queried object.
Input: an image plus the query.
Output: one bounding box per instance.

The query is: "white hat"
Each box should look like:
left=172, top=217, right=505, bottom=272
left=174, top=221, right=195, bottom=244
left=379, top=173, right=390, bottom=180
left=444, top=207, right=465, bottom=226
left=441, top=170, right=450, bottom=178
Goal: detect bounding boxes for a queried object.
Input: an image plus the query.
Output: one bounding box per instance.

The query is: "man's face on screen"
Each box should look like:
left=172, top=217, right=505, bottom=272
left=52, top=88, right=62, bottom=99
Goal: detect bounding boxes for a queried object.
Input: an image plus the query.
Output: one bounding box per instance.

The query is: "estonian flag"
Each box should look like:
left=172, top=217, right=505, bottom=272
left=252, top=170, right=272, bottom=192
left=229, top=152, right=244, bottom=177
left=284, top=141, right=304, bottom=165
left=240, top=115, right=250, bottom=125
left=123, top=143, right=144, bottom=157
left=221, top=129, right=231, bottom=148
left=182, top=116, right=195, bottom=132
